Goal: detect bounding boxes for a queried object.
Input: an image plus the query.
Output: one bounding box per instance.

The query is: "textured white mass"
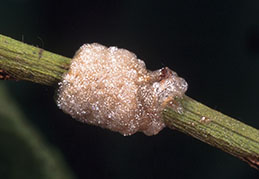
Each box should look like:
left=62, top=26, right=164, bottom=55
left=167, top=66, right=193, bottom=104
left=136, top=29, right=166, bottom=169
left=56, top=43, right=188, bottom=136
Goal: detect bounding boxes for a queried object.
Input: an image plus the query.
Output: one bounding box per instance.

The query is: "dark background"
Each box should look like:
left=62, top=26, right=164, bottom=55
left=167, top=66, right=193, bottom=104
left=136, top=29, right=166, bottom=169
left=1, top=0, right=259, bottom=178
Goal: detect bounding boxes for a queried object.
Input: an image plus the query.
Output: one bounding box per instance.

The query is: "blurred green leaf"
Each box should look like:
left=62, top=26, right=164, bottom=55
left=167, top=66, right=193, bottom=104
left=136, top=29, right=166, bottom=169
left=0, top=83, right=75, bottom=179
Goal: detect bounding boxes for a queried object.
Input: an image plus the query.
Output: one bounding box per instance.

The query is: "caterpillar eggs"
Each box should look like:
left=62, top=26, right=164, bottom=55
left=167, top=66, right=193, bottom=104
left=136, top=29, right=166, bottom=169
left=56, top=43, right=188, bottom=136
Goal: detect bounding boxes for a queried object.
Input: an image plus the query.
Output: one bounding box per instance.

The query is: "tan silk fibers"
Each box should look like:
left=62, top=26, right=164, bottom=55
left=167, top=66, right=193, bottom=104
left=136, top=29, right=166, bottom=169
left=56, top=43, right=188, bottom=136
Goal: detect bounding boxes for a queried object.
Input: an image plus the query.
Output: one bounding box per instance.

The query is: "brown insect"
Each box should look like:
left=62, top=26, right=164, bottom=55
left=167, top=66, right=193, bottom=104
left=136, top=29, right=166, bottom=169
left=0, top=70, right=14, bottom=80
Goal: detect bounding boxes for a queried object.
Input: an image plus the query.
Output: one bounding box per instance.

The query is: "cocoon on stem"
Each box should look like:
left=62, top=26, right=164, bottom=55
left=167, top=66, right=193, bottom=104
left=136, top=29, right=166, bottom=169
left=0, top=34, right=258, bottom=169
left=56, top=43, right=188, bottom=136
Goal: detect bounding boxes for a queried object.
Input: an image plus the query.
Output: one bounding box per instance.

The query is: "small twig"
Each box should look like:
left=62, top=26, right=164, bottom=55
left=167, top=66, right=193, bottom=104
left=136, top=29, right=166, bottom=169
left=0, top=34, right=258, bottom=169
left=0, top=34, right=70, bottom=85
left=164, top=96, right=259, bottom=169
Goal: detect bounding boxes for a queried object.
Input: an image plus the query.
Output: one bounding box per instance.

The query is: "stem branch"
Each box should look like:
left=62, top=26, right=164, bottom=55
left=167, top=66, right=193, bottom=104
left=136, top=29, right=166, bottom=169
left=0, top=34, right=70, bottom=86
left=164, top=96, right=259, bottom=169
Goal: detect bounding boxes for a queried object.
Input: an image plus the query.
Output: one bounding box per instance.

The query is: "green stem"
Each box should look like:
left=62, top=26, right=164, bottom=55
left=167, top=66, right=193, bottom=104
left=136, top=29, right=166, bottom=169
left=0, top=34, right=70, bottom=86
left=164, top=96, right=259, bottom=169
left=0, top=34, right=258, bottom=169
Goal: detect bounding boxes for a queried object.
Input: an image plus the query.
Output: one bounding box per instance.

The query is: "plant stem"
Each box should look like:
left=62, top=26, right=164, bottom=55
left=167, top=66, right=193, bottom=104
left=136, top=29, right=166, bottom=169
left=0, top=34, right=70, bottom=86
left=163, top=96, right=259, bottom=169
left=0, top=34, right=258, bottom=169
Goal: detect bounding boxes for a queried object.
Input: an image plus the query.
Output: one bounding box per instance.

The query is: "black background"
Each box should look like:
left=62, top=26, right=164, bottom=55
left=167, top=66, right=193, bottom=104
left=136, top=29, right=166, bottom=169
left=1, top=0, right=259, bottom=178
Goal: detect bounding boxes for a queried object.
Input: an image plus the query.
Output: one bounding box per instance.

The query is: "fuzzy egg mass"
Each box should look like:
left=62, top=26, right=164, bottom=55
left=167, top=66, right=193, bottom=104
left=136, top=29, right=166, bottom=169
left=56, top=43, right=188, bottom=136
